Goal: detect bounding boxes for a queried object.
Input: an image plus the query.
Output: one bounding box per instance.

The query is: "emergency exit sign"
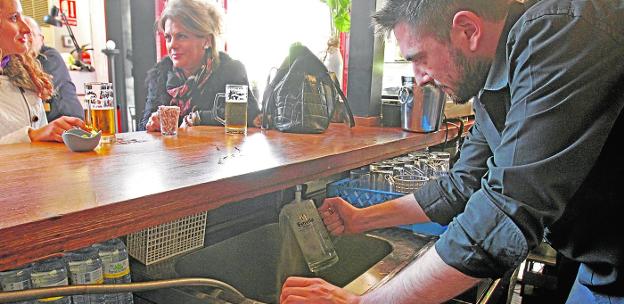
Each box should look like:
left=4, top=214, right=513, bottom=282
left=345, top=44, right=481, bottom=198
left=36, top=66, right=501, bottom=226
left=59, top=0, right=77, bottom=26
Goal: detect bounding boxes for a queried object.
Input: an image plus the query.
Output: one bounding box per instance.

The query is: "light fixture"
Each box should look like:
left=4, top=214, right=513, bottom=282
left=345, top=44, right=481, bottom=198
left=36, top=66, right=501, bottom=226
left=43, top=5, right=82, bottom=63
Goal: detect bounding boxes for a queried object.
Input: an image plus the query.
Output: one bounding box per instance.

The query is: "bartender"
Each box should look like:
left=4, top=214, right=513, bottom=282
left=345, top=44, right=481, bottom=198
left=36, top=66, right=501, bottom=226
left=280, top=0, right=624, bottom=303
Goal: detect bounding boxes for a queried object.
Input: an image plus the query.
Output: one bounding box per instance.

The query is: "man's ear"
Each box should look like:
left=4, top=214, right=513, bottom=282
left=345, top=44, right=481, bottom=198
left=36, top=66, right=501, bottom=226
left=450, top=11, right=482, bottom=52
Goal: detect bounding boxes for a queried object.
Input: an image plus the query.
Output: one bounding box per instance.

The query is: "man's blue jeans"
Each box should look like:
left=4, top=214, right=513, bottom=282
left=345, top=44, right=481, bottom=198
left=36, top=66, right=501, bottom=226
left=566, top=264, right=624, bottom=304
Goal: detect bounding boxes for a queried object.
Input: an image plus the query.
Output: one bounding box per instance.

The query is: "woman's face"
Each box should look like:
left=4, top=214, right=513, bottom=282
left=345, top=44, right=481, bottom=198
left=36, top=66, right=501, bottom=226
left=0, top=0, right=30, bottom=56
left=164, top=18, right=211, bottom=77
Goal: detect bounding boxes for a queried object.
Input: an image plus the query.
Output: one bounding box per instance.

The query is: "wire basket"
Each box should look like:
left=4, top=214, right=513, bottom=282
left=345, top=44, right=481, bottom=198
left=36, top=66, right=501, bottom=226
left=126, top=212, right=207, bottom=265
left=327, top=178, right=446, bottom=236
left=390, top=175, right=429, bottom=194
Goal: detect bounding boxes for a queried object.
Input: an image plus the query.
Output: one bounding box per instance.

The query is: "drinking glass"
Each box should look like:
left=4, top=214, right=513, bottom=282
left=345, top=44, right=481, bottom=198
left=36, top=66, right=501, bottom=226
left=212, top=84, right=248, bottom=135
left=349, top=167, right=370, bottom=189
left=430, top=151, right=451, bottom=172
left=158, top=105, right=180, bottom=136
left=85, top=82, right=116, bottom=143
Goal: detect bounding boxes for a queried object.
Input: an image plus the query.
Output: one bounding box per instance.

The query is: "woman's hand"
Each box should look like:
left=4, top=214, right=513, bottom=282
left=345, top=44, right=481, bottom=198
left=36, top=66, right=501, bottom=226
left=145, top=112, right=161, bottom=132
left=180, top=111, right=200, bottom=129
left=28, top=116, right=86, bottom=142
left=253, top=114, right=263, bottom=128
left=318, top=197, right=365, bottom=236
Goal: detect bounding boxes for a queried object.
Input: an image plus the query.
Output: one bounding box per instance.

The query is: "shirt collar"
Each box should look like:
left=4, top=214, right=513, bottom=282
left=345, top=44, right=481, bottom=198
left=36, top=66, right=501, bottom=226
left=482, top=1, right=530, bottom=93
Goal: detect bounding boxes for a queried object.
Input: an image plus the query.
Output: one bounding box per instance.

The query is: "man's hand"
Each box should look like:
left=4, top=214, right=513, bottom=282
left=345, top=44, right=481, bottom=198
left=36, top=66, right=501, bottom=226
left=145, top=112, right=160, bottom=132
left=280, top=277, right=360, bottom=304
left=318, top=197, right=365, bottom=236
left=28, top=116, right=86, bottom=142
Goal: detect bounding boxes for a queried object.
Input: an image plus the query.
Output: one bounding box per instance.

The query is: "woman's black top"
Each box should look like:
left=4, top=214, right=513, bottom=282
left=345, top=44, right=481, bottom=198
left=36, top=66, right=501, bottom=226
left=140, top=52, right=259, bottom=130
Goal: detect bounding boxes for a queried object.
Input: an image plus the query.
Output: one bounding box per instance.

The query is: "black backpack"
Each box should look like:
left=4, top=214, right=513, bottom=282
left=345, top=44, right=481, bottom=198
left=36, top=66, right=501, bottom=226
left=261, top=43, right=355, bottom=133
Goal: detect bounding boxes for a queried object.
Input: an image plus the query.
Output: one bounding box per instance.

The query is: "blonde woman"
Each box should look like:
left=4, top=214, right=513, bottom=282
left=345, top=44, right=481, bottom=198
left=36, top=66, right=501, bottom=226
left=0, top=0, right=85, bottom=144
left=141, top=0, right=260, bottom=132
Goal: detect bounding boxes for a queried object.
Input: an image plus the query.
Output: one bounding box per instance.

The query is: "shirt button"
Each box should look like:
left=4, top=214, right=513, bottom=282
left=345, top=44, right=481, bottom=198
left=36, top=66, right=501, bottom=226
left=32, top=116, right=39, bottom=122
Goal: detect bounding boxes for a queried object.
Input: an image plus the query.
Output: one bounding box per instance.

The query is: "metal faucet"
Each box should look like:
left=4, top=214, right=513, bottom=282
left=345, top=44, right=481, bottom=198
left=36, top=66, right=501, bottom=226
left=0, top=278, right=264, bottom=304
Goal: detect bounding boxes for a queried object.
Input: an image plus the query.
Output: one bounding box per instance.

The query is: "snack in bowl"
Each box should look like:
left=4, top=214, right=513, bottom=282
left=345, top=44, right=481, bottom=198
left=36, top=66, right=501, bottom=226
left=62, top=128, right=102, bottom=152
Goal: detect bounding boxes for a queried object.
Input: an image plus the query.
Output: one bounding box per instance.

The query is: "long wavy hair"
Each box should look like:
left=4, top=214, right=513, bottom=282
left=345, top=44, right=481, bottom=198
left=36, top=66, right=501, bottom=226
left=0, top=50, right=54, bottom=100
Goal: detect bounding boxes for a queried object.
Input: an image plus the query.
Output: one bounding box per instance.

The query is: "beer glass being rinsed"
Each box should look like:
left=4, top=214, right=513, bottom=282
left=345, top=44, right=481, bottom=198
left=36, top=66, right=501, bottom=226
left=85, top=82, right=117, bottom=143
left=212, top=84, right=248, bottom=135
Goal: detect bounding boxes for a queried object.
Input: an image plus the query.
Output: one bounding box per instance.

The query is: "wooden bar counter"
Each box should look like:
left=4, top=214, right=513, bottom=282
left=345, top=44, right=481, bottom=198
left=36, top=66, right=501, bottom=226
left=0, top=123, right=467, bottom=271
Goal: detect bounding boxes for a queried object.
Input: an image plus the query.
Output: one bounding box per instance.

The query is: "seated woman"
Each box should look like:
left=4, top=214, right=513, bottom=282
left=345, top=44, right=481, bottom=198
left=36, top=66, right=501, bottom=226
left=0, top=0, right=85, bottom=144
left=141, top=0, right=260, bottom=131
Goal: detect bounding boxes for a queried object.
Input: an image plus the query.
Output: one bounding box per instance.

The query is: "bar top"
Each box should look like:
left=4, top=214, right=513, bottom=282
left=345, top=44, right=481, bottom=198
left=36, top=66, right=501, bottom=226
left=0, top=124, right=464, bottom=270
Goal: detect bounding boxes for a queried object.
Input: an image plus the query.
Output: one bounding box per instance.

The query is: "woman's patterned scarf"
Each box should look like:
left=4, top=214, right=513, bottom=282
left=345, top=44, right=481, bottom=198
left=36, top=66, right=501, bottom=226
left=166, top=50, right=213, bottom=118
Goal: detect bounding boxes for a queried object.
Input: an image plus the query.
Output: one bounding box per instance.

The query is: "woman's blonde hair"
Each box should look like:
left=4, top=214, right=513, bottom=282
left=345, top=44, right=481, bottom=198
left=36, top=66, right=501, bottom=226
left=0, top=51, right=53, bottom=101
left=157, top=0, right=223, bottom=65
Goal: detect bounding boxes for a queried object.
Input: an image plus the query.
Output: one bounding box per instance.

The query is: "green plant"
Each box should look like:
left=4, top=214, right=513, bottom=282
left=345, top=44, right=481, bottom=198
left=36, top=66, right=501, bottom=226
left=321, top=0, right=351, bottom=37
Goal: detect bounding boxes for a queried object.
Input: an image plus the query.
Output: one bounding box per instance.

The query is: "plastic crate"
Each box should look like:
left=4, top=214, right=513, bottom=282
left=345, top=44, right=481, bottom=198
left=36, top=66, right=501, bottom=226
left=327, top=178, right=447, bottom=236
left=126, top=211, right=207, bottom=265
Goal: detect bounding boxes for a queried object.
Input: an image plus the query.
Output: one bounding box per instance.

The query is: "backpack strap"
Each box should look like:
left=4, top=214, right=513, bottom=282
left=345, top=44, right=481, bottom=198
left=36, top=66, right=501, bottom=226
left=261, top=68, right=278, bottom=129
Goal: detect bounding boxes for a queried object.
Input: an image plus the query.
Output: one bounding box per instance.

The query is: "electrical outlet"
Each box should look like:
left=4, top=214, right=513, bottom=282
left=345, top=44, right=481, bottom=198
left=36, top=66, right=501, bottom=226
left=62, top=35, right=73, bottom=48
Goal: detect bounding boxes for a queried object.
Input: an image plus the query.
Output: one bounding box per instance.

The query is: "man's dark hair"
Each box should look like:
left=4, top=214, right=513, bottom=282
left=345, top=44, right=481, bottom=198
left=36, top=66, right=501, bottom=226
left=372, top=0, right=509, bottom=42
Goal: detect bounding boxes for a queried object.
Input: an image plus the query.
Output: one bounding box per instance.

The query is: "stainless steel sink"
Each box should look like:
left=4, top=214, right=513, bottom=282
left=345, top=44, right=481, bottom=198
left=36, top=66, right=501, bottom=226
left=0, top=223, right=495, bottom=304
left=132, top=223, right=436, bottom=303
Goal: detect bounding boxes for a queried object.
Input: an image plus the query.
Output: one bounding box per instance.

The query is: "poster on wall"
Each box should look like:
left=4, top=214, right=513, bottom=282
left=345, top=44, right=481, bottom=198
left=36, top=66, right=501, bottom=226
left=59, top=0, right=77, bottom=26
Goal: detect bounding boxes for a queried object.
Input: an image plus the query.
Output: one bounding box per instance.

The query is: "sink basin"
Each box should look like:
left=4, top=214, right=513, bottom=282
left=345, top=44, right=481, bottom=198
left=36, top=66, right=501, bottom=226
left=176, top=224, right=393, bottom=302
left=133, top=223, right=435, bottom=303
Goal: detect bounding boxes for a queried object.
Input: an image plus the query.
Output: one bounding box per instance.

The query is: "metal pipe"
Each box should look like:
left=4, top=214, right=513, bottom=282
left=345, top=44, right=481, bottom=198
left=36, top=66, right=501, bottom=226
left=0, top=278, right=245, bottom=303
left=477, top=278, right=502, bottom=304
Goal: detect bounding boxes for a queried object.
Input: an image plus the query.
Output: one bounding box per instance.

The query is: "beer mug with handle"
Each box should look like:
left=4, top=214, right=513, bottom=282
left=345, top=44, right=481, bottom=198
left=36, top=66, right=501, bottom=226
left=85, top=82, right=116, bottom=143
left=212, top=84, right=248, bottom=135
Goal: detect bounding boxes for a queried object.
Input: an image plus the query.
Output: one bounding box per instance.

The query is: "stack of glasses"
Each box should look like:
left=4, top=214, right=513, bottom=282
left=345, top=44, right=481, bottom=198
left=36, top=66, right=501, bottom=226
left=327, top=149, right=452, bottom=236
left=349, top=150, right=451, bottom=194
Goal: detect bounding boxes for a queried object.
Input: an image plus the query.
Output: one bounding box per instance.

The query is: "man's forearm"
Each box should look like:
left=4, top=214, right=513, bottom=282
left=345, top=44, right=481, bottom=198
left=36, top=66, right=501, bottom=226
left=361, top=246, right=481, bottom=304
left=357, top=194, right=431, bottom=232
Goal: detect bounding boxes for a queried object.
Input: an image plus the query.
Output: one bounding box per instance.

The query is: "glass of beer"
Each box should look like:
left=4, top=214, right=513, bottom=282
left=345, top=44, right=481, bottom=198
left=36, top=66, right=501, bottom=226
left=85, top=82, right=116, bottom=143
left=212, top=84, right=248, bottom=135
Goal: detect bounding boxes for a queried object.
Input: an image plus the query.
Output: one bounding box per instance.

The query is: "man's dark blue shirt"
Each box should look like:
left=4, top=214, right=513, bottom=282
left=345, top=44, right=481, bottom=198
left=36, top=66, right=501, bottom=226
left=414, top=0, right=624, bottom=292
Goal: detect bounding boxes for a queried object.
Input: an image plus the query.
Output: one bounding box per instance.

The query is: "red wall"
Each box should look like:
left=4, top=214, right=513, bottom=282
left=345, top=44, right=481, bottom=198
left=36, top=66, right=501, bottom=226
left=155, top=0, right=167, bottom=60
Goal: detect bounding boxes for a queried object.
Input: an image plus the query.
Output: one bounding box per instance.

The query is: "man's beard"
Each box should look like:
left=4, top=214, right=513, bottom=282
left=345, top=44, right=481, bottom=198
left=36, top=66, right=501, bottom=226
left=447, top=48, right=491, bottom=104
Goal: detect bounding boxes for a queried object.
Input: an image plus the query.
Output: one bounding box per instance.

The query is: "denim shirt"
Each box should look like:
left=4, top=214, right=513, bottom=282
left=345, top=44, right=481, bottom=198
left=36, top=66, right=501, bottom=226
left=39, top=45, right=84, bottom=122
left=414, top=0, right=624, bottom=281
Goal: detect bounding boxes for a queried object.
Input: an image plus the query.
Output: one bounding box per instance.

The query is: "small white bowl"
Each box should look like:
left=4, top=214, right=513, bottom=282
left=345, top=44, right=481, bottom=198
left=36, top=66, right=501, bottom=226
left=62, top=129, right=102, bottom=152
